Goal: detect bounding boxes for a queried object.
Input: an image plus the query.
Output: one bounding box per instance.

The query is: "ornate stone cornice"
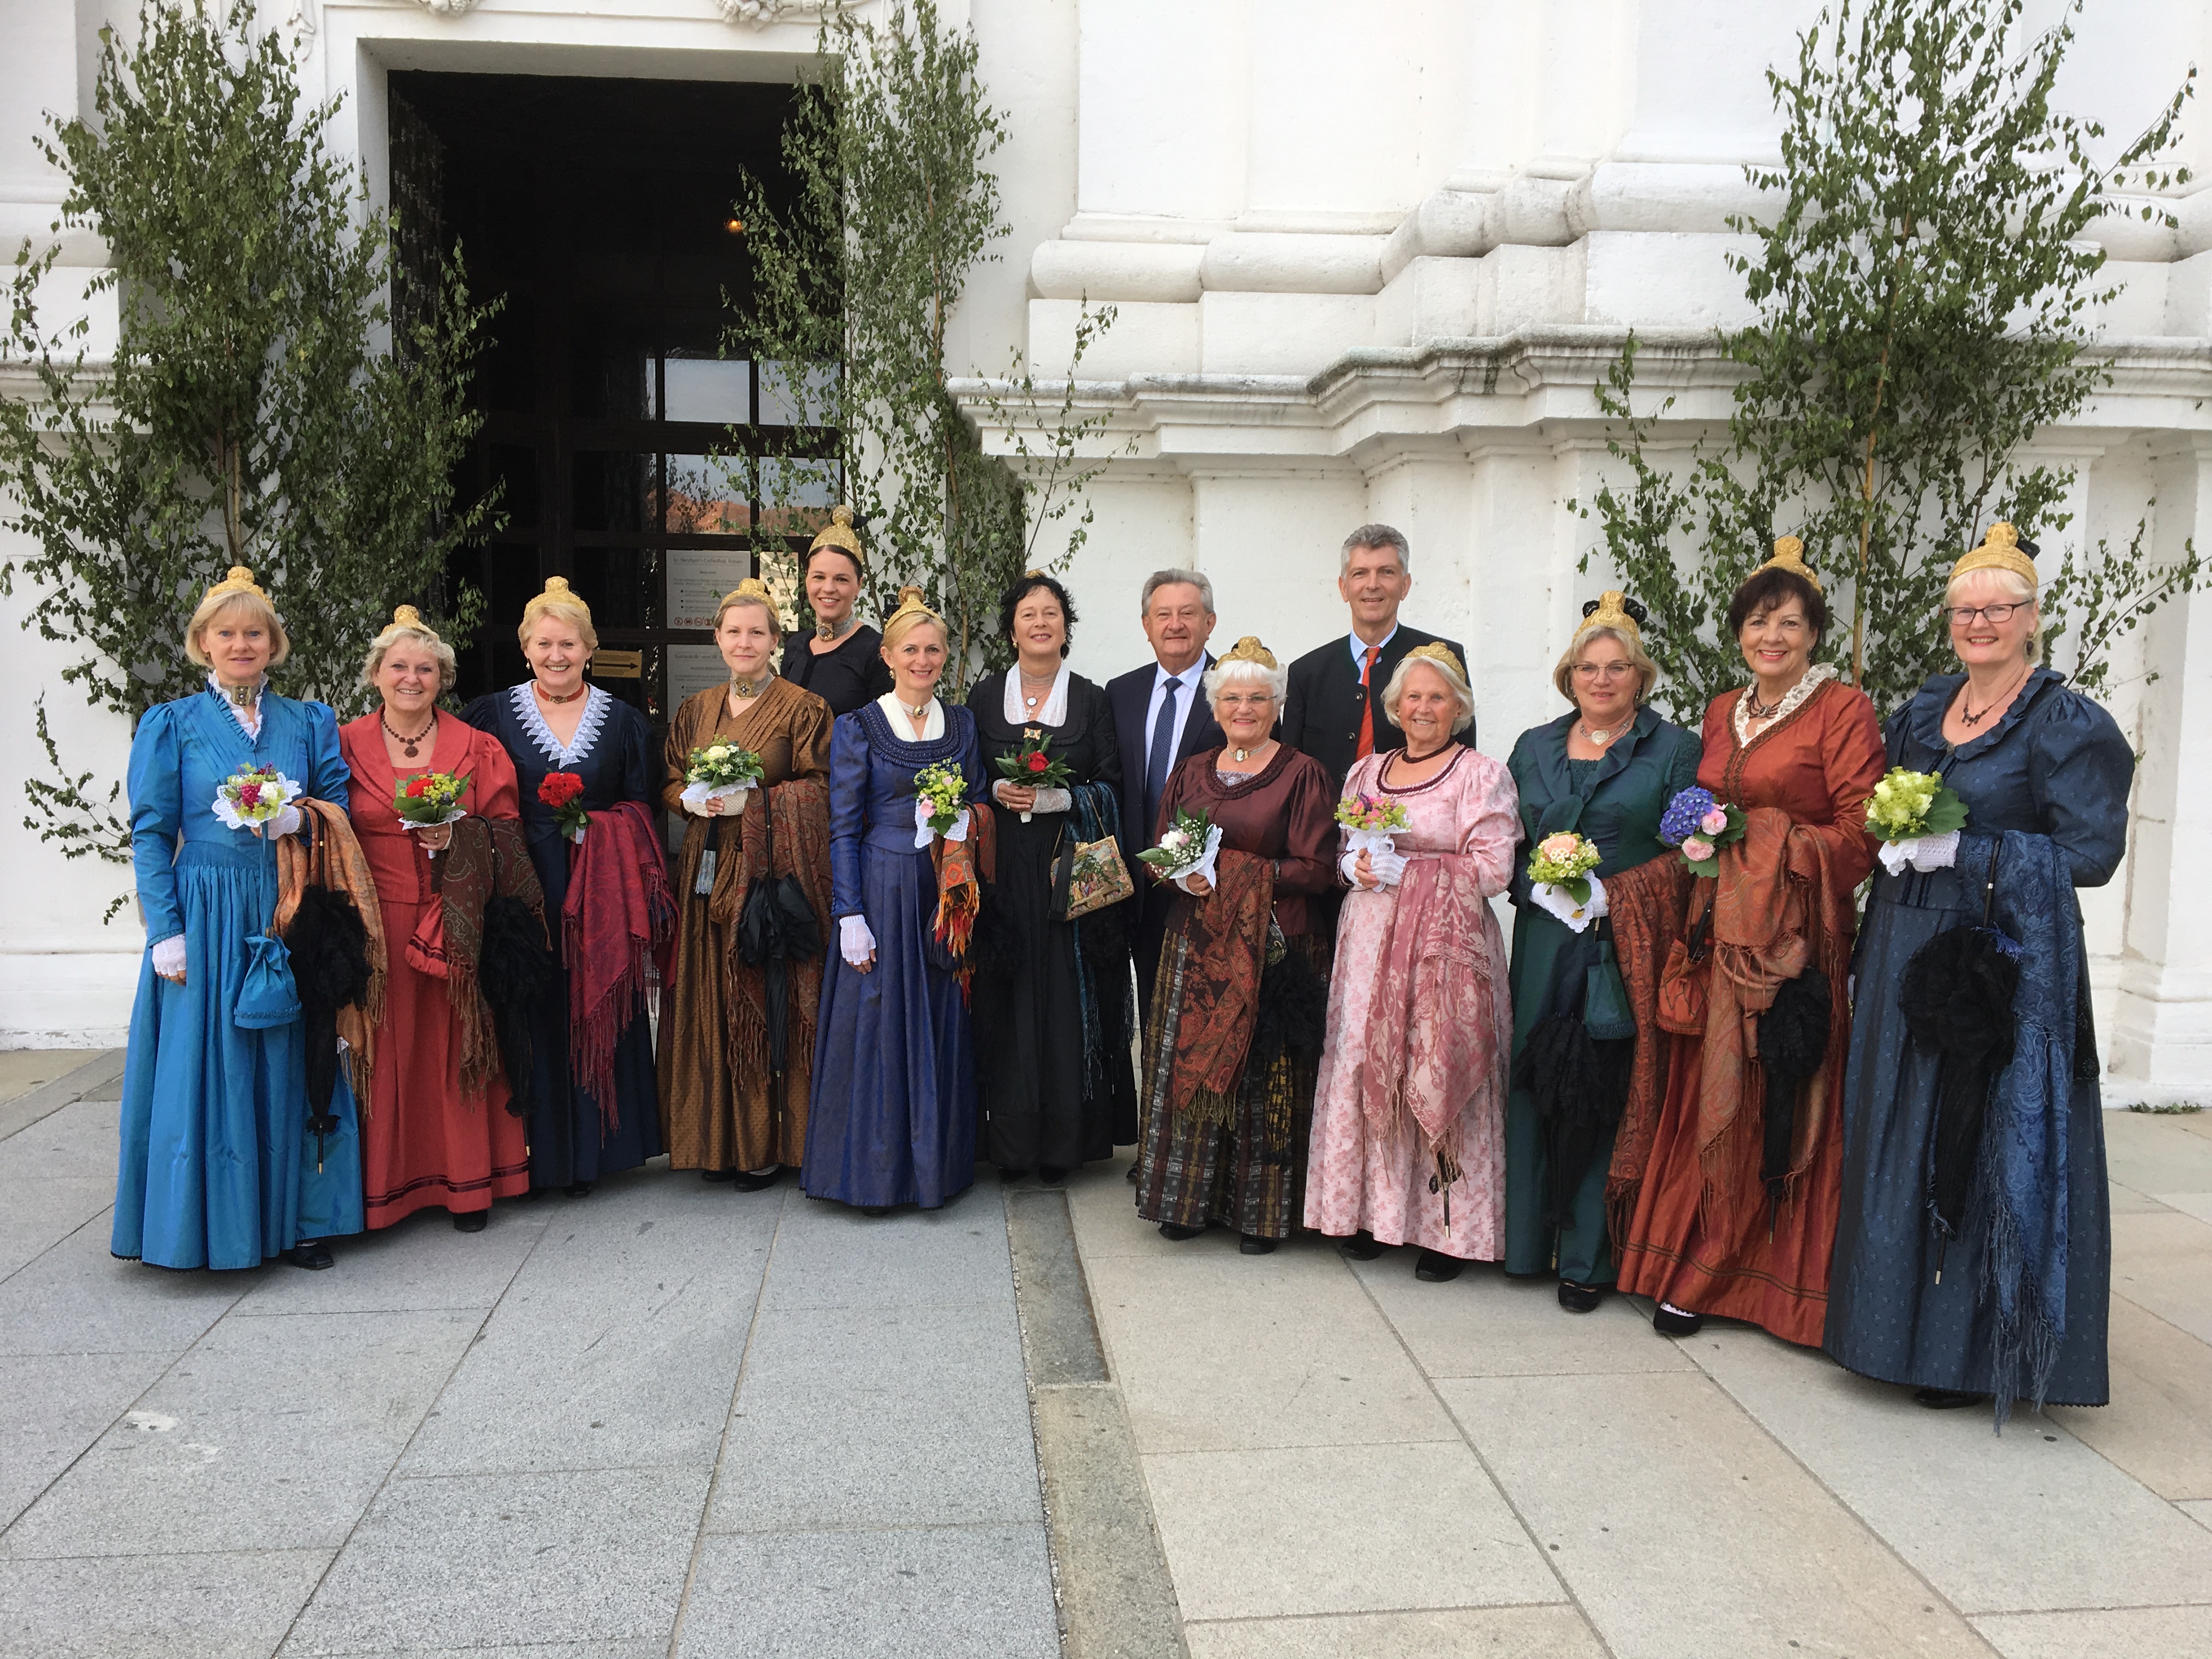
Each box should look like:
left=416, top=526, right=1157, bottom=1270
left=406, top=1, right=482, bottom=15
left=716, top=1, right=851, bottom=25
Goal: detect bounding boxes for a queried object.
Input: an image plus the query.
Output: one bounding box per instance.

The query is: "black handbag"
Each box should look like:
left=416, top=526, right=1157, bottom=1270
left=736, top=792, right=822, bottom=1080
left=1582, top=918, right=1637, bottom=1042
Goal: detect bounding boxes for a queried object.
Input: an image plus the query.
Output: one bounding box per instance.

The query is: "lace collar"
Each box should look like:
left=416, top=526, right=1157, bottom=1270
left=1734, top=662, right=1837, bottom=748
left=875, top=690, right=945, bottom=743
left=206, top=671, right=267, bottom=739
left=510, top=681, right=611, bottom=768
left=1002, top=663, right=1070, bottom=726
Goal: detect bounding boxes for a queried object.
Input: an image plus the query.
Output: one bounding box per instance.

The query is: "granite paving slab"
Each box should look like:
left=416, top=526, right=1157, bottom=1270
left=0, top=1546, right=331, bottom=1659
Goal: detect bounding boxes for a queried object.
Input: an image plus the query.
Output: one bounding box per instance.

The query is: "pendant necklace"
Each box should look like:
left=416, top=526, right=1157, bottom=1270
left=1020, top=671, right=1054, bottom=712
left=536, top=680, right=586, bottom=705
left=382, top=709, right=436, bottom=760
left=1960, top=664, right=2029, bottom=729
left=730, top=671, right=770, bottom=701
left=1578, top=716, right=1627, bottom=746
left=902, top=696, right=932, bottom=720
left=816, top=613, right=856, bottom=644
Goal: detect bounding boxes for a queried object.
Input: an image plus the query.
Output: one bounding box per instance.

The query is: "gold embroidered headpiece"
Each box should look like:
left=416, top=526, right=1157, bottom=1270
left=808, top=504, right=866, bottom=571
left=1404, top=640, right=1468, bottom=682
left=1574, top=590, right=1645, bottom=646
left=387, top=603, right=441, bottom=642
left=719, top=577, right=776, bottom=608
left=522, top=575, right=591, bottom=628
left=203, top=565, right=269, bottom=605
left=1217, top=636, right=1279, bottom=671
left=1758, top=535, right=1822, bottom=593
left=1952, top=522, right=2040, bottom=591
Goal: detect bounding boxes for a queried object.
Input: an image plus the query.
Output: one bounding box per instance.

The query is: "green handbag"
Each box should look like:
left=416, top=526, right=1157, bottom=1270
left=1583, top=921, right=1637, bottom=1042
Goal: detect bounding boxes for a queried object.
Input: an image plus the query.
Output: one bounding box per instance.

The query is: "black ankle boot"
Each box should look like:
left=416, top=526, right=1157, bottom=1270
left=563, top=1181, right=592, bottom=1199
left=731, top=1166, right=782, bottom=1192
left=1914, top=1386, right=1982, bottom=1410
left=1239, top=1234, right=1278, bottom=1255
left=1158, top=1221, right=1203, bottom=1242
left=1339, top=1231, right=1387, bottom=1261
left=1038, top=1166, right=1068, bottom=1186
left=452, top=1210, right=488, bottom=1234
left=287, top=1239, right=333, bottom=1271
left=701, top=1169, right=738, bottom=1183
left=1414, top=1249, right=1464, bottom=1282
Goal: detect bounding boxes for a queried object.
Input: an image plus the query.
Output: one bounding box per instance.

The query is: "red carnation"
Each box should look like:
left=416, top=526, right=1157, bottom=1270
left=238, top=782, right=262, bottom=808
left=538, top=772, right=584, bottom=808
left=404, top=778, right=426, bottom=798
left=1025, top=751, right=1049, bottom=774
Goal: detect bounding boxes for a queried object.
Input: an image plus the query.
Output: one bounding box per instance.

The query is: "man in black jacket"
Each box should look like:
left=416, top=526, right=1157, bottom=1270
left=1105, top=568, right=1224, bottom=1027
left=1279, top=523, right=1472, bottom=795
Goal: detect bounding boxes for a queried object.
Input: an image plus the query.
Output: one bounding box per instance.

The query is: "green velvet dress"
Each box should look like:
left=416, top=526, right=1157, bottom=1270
left=1503, top=706, right=1701, bottom=1283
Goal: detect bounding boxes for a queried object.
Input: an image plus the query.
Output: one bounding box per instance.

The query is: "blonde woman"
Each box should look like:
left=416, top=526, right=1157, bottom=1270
left=115, top=567, right=361, bottom=1271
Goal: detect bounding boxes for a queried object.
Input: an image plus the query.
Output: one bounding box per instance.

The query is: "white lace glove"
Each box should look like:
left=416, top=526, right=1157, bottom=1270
left=912, top=802, right=972, bottom=849
left=1878, top=830, right=1960, bottom=877
left=264, top=803, right=302, bottom=839
left=1530, top=872, right=1607, bottom=933
left=1339, top=847, right=1406, bottom=889
left=839, top=914, right=877, bottom=968
left=150, top=934, right=188, bottom=983
left=681, top=782, right=751, bottom=819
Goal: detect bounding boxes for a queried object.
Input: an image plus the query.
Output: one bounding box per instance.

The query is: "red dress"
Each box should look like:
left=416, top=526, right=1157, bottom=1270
left=1614, top=673, right=1882, bottom=1345
left=340, top=715, right=532, bottom=1225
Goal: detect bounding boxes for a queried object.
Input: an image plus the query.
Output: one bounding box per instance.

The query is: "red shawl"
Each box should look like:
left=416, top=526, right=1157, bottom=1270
left=563, top=799, right=676, bottom=1123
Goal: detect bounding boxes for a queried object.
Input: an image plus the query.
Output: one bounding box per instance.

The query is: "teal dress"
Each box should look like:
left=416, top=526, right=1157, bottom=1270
left=1503, top=707, right=1700, bottom=1283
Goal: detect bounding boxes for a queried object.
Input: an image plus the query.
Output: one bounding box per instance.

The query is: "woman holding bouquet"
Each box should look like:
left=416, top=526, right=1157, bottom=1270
left=1613, top=540, right=1883, bottom=1346
left=461, top=578, right=668, bottom=1197
left=340, top=608, right=541, bottom=1233
left=1135, top=637, right=1336, bottom=1252
left=966, top=572, right=1135, bottom=1183
left=804, top=586, right=990, bottom=1212
left=1306, top=644, right=1520, bottom=1280
left=781, top=506, right=894, bottom=716
left=1501, top=595, right=1701, bottom=1311
left=116, top=566, right=363, bottom=1271
left=661, top=579, right=833, bottom=1188
left=1826, top=526, right=2131, bottom=1419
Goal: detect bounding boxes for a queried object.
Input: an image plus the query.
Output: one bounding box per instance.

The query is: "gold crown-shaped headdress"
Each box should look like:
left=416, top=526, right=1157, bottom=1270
left=1217, top=636, right=1279, bottom=671
left=387, top=603, right=441, bottom=642
left=1758, top=535, right=1822, bottom=593
left=1404, top=640, right=1468, bottom=681
left=885, top=584, right=942, bottom=625
left=522, top=575, right=591, bottom=628
left=1952, top=522, right=2040, bottom=590
left=203, top=565, right=269, bottom=605
left=720, top=577, right=776, bottom=607
left=1574, top=589, right=1644, bottom=646
left=808, top=505, right=866, bottom=570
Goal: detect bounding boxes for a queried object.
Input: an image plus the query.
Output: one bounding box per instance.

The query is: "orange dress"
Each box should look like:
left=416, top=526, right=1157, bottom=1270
left=1614, top=673, right=1882, bottom=1345
left=339, top=715, right=531, bottom=1225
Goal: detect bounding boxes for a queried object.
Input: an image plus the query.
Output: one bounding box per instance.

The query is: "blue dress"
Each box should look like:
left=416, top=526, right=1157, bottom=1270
left=460, top=685, right=663, bottom=1188
left=1825, top=668, right=2132, bottom=1404
left=803, top=699, right=987, bottom=1209
left=115, top=686, right=364, bottom=1269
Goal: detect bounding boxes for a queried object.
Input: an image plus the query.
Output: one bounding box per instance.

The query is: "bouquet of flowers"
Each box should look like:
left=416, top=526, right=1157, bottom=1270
left=1659, top=786, right=1747, bottom=878
left=1336, top=791, right=1411, bottom=888
left=994, top=731, right=1073, bottom=823
left=1527, top=830, right=1604, bottom=930
left=912, top=762, right=970, bottom=845
left=679, top=741, right=764, bottom=815
left=392, top=771, right=469, bottom=830
left=1865, top=765, right=1967, bottom=876
left=1137, top=805, right=1221, bottom=888
left=211, top=763, right=301, bottom=833
left=538, top=771, right=590, bottom=842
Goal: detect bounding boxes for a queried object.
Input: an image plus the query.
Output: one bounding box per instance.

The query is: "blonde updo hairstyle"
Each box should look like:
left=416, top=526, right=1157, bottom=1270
left=1551, top=627, right=1660, bottom=704
left=1382, top=648, right=1476, bottom=736
left=362, top=606, right=458, bottom=692
left=713, top=578, right=783, bottom=639
left=184, top=568, right=291, bottom=669
left=880, top=585, right=949, bottom=652
left=517, top=576, right=599, bottom=653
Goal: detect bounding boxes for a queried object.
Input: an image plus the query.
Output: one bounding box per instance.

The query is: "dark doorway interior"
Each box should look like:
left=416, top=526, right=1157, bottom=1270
left=388, top=71, right=833, bottom=725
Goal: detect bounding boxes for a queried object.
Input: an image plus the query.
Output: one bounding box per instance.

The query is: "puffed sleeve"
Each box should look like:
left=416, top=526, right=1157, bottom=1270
left=128, top=703, right=185, bottom=947
left=459, top=692, right=503, bottom=732
left=789, top=690, right=833, bottom=783
left=2026, top=687, right=2135, bottom=888
left=617, top=703, right=656, bottom=805
left=661, top=692, right=701, bottom=817
left=473, top=729, right=521, bottom=819
left=1455, top=754, right=1520, bottom=900
left=1663, top=723, right=1702, bottom=797
left=1810, top=685, right=1884, bottom=889
left=1274, top=755, right=1338, bottom=896
left=303, top=700, right=348, bottom=814
left=826, top=714, right=868, bottom=919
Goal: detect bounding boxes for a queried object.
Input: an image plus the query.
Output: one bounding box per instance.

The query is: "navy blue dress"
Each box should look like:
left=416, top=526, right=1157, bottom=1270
left=803, top=698, right=988, bottom=1209
left=1825, top=668, right=2132, bottom=1404
left=460, top=685, right=663, bottom=1188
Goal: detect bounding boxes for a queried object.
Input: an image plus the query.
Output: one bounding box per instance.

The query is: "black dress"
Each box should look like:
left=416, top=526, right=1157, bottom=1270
left=966, top=671, right=1137, bottom=1172
left=459, top=684, right=664, bottom=1189
left=783, top=624, right=893, bottom=716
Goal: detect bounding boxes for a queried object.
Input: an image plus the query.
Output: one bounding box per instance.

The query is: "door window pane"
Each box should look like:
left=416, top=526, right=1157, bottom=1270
left=571, top=451, right=651, bottom=534
left=757, top=455, right=837, bottom=541
left=664, top=357, right=752, bottom=425
left=759, top=360, right=838, bottom=427
left=663, top=454, right=750, bottom=535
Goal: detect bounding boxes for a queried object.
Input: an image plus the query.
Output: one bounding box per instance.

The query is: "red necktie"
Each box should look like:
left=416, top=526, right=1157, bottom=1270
left=1355, top=645, right=1381, bottom=760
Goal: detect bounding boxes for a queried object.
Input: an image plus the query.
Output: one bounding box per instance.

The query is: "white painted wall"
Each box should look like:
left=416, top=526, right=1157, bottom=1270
left=4, top=0, right=2210, bottom=1104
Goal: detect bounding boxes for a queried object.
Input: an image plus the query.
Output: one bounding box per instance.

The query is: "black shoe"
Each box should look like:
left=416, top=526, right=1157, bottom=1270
left=701, top=1169, right=739, bottom=1183
left=1652, top=1302, right=1702, bottom=1337
left=861, top=1205, right=890, bottom=1218
left=1038, top=1166, right=1068, bottom=1186
left=1158, top=1222, right=1204, bottom=1242
left=452, top=1210, right=488, bottom=1234
left=286, top=1240, right=333, bottom=1271
left=1914, top=1386, right=1983, bottom=1410
left=731, top=1166, right=782, bottom=1192
left=1125, top=1163, right=1139, bottom=1186
left=1239, top=1234, right=1278, bottom=1255
left=1557, top=1279, right=1604, bottom=1313
left=563, top=1181, right=593, bottom=1199
left=1000, top=1166, right=1025, bottom=1184
left=1339, top=1230, right=1387, bottom=1261
left=1414, top=1249, right=1464, bottom=1282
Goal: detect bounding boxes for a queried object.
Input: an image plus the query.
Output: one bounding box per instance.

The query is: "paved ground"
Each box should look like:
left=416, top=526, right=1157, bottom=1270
left=4, top=1049, right=2210, bottom=1658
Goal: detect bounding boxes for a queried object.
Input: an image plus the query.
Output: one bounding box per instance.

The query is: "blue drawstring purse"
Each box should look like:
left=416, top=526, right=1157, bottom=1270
left=235, top=931, right=300, bottom=1029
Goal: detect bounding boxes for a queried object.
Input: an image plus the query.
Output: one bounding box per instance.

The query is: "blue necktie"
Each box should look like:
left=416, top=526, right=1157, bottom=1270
left=1146, top=673, right=1182, bottom=833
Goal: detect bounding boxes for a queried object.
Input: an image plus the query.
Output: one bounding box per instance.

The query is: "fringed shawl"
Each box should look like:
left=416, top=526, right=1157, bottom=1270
left=273, top=798, right=386, bottom=1102
left=563, top=799, right=676, bottom=1122
left=427, top=815, right=547, bottom=1096
left=709, top=777, right=834, bottom=1082
left=1602, top=853, right=1693, bottom=1235
left=931, top=802, right=995, bottom=996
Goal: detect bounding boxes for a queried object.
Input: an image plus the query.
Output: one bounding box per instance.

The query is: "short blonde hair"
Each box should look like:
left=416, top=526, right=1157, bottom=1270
left=1551, top=625, right=1658, bottom=704
left=362, top=622, right=458, bottom=693
left=517, top=596, right=598, bottom=654
left=185, top=591, right=290, bottom=669
left=1203, top=654, right=1288, bottom=706
left=1382, top=651, right=1475, bottom=736
left=1944, top=566, right=2040, bottom=664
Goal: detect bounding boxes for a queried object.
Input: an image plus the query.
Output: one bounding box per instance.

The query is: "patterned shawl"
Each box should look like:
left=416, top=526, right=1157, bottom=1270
left=707, top=777, right=834, bottom=1082
left=1602, top=853, right=1693, bottom=1236
left=563, top=799, right=676, bottom=1122
left=423, top=815, right=546, bottom=1096
left=931, top=802, right=996, bottom=997
left=1152, top=848, right=1273, bottom=1125
left=273, top=798, right=387, bottom=1101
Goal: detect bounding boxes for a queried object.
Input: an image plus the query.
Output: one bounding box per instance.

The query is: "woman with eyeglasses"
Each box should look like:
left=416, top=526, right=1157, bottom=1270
left=1498, top=595, right=1700, bottom=1312
left=1825, top=525, right=2132, bottom=1423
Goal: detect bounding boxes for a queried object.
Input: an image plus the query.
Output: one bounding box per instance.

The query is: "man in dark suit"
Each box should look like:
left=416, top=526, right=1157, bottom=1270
left=1106, top=568, right=1224, bottom=1030
left=1279, top=523, right=1472, bottom=796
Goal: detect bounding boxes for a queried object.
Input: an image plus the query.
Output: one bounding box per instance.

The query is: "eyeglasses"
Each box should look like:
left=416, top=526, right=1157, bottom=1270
left=1945, top=603, right=2024, bottom=626
left=1572, top=662, right=1637, bottom=680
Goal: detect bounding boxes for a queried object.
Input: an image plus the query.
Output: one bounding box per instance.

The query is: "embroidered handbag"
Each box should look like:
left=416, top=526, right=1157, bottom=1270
left=234, top=932, right=301, bottom=1029
left=1050, top=830, right=1136, bottom=922
left=1583, top=923, right=1637, bottom=1041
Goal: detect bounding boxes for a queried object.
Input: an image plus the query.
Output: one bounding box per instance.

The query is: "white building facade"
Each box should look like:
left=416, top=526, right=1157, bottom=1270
left=3, top=0, right=2210, bottom=1104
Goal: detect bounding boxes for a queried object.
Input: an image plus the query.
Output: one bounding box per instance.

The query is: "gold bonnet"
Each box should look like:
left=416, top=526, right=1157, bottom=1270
left=387, top=603, right=441, bottom=642
left=1217, top=636, right=1279, bottom=672
left=720, top=577, right=776, bottom=607
left=1574, top=590, right=1643, bottom=646
left=203, top=565, right=269, bottom=605
left=1403, top=640, right=1468, bottom=682
left=808, top=505, right=866, bottom=571
left=1757, top=535, right=1822, bottom=593
left=522, top=575, right=591, bottom=628
left=1953, top=522, right=2039, bottom=591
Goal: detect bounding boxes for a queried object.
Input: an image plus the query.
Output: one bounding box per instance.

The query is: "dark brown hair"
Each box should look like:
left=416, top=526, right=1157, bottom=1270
left=1725, top=566, right=1828, bottom=646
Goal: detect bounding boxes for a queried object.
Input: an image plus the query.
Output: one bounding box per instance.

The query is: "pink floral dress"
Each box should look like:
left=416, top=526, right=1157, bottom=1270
left=1305, top=746, right=1519, bottom=1259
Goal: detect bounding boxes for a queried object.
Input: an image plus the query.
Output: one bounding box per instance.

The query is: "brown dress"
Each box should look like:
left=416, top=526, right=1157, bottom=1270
left=657, top=676, right=833, bottom=1172
left=1613, top=672, right=1883, bottom=1345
